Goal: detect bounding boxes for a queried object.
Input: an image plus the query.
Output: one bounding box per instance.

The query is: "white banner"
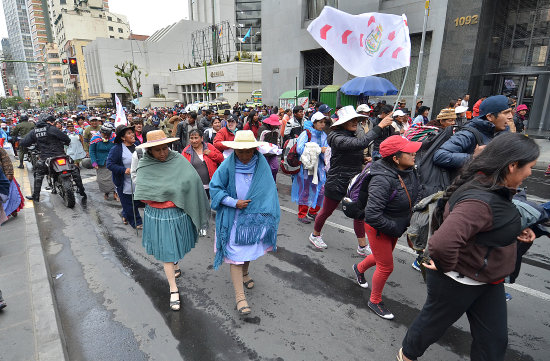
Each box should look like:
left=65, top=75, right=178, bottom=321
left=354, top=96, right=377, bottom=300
left=114, top=94, right=127, bottom=128
left=307, top=6, right=411, bottom=77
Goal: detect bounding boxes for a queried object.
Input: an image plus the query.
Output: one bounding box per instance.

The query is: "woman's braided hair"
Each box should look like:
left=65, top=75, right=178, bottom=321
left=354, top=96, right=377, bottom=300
left=431, top=132, right=539, bottom=232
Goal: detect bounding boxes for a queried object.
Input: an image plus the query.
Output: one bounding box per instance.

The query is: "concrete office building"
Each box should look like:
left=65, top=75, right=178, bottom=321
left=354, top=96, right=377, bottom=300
left=85, top=17, right=262, bottom=107
left=170, top=60, right=261, bottom=105
left=188, top=0, right=262, bottom=52
left=2, top=0, right=39, bottom=94
left=42, top=42, right=64, bottom=97
left=262, top=0, right=550, bottom=131
left=27, top=0, right=54, bottom=96
left=84, top=19, right=209, bottom=107
left=1, top=38, right=18, bottom=96
left=47, top=0, right=130, bottom=93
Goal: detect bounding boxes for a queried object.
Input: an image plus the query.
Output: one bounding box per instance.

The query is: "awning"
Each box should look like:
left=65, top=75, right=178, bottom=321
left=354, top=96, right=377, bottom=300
left=280, top=89, right=310, bottom=99
left=320, top=85, right=342, bottom=93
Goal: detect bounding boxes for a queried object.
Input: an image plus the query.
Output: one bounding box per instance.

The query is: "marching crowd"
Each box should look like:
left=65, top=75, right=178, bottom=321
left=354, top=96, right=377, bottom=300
left=1, top=94, right=549, bottom=360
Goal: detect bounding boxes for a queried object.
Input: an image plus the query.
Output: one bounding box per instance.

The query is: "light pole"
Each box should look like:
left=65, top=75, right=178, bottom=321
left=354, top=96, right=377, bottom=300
left=235, top=23, right=244, bottom=56
left=251, top=31, right=260, bottom=100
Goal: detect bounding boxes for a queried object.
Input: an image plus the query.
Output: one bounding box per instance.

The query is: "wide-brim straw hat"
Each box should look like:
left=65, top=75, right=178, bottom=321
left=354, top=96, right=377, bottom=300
left=136, top=129, right=179, bottom=149
left=221, top=130, right=268, bottom=149
left=331, top=105, right=367, bottom=128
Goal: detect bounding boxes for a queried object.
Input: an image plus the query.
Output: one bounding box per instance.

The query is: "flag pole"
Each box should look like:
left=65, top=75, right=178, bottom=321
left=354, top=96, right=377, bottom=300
left=392, top=65, right=409, bottom=113
left=412, top=0, right=430, bottom=116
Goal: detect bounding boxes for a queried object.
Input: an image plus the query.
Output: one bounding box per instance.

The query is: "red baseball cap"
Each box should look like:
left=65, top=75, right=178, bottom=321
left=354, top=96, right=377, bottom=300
left=379, top=135, right=422, bottom=158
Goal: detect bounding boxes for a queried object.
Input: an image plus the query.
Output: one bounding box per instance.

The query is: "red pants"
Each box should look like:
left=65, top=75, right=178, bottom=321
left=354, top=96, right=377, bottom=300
left=313, top=196, right=366, bottom=238
left=298, top=205, right=320, bottom=218
left=357, top=223, right=397, bottom=304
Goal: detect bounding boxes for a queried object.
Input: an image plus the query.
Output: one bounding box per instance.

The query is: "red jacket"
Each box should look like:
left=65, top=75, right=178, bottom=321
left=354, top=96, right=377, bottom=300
left=182, top=143, right=224, bottom=179
left=472, top=98, right=483, bottom=117
left=213, top=127, right=236, bottom=151
left=243, top=121, right=261, bottom=139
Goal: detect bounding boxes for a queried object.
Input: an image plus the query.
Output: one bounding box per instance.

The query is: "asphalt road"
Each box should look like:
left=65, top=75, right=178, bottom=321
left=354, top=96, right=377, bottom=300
left=29, top=166, right=550, bottom=361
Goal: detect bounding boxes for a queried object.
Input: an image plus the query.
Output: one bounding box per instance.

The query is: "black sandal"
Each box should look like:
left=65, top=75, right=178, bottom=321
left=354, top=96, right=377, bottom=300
left=243, top=273, right=254, bottom=289
left=174, top=269, right=181, bottom=278
left=170, top=291, right=180, bottom=311
left=236, top=298, right=251, bottom=316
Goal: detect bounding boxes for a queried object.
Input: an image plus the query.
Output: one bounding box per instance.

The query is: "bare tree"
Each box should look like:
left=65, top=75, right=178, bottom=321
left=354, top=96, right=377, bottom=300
left=114, top=61, right=142, bottom=99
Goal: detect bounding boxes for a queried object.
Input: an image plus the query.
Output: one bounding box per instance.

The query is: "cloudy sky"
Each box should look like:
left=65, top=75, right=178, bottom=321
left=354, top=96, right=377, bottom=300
left=0, top=0, right=189, bottom=96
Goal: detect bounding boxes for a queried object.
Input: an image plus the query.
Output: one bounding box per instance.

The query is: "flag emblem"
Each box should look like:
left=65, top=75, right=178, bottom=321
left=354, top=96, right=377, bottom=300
left=364, top=24, right=383, bottom=56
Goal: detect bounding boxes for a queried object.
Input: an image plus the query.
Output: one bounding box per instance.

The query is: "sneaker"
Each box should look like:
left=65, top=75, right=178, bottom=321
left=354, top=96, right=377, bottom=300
left=199, top=229, right=207, bottom=237
left=368, top=301, right=394, bottom=319
left=411, top=259, right=421, bottom=272
left=309, top=233, right=327, bottom=249
left=357, top=245, right=371, bottom=256
left=298, top=216, right=311, bottom=224
left=352, top=264, right=369, bottom=288
left=505, top=292, right=512, bottom=302
left=306, top=212, right=317, bottom=220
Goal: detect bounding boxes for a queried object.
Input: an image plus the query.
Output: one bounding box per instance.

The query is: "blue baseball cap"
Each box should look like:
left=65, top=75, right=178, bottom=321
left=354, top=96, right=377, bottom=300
left=318, top=104, right=333, bottom=114
left=479, top=95, right=510, bottom=118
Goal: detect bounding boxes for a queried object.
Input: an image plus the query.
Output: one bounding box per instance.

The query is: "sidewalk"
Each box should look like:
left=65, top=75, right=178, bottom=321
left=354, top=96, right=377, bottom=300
left=0, top=159, right=67, bottom=361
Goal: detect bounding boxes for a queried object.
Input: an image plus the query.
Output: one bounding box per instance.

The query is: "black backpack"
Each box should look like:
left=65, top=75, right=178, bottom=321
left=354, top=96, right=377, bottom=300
left=417, top=125, right=483, bottom=195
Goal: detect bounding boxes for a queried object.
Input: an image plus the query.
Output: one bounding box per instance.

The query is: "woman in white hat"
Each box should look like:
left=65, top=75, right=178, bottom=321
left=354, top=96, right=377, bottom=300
left=291, top=111, right=328, bottom=224
left=133, top=130, right=210, bottom=311
left=309, top=106, right=392, bottom=254
left=209, top=130, right=280, bottom=316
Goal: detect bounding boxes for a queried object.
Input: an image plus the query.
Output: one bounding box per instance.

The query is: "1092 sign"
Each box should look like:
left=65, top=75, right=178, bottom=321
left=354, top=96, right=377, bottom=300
left=454, top=15, right=479, bottom=26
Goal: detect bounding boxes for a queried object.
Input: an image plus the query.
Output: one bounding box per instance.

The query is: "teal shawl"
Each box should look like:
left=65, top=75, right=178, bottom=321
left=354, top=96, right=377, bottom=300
left=134, top=150, right=210, bottom=231
left=209, top=152, right=280, bottom=269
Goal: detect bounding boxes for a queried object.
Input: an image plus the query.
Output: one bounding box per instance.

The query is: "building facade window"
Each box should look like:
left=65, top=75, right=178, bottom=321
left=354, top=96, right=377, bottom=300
left=303, top=48, right=334, bottom=101
left=306, top=0, right=338, bottom=20
left=109, top=26, right=113, bottom=31
left=497, top=0, right=550, bottom=68
left=108, top=16, right=112, bottom=21
left=118, top=28, right=123, bottom=33
left=235, top=0, right=261, bottom=52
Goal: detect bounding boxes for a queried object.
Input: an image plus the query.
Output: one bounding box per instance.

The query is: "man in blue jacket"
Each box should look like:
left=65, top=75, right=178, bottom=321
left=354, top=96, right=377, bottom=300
left=433, top=95, right=511, bottom=169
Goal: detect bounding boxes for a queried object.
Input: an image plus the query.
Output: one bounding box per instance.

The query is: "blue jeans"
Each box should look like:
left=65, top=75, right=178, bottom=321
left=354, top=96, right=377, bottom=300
left=117, top=187, right=143, bottom=228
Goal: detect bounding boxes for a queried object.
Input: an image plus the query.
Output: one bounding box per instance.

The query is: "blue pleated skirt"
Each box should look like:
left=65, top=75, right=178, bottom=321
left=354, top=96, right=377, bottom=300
left=142, top=205, right=198, bottom=263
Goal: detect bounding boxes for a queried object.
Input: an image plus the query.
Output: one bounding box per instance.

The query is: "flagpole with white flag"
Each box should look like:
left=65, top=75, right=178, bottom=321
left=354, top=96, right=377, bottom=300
left=114, top=94, right=128, bottom=128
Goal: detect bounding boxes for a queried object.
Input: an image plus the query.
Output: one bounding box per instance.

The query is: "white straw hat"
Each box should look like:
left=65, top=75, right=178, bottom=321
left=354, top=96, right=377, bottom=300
left=136, top=130, right=179, bottom=149
left=221, top=130, right=267, bottom=149
left=331, top=105, right=367, bottom=128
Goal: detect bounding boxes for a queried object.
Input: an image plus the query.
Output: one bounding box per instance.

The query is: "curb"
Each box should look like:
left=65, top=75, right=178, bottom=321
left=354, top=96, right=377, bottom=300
left=18, top=165, right=68, bottom=361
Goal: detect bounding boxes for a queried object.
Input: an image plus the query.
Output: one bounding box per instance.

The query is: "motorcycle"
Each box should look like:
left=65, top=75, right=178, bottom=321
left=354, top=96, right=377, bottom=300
left=45, top=155, right=81, bottom=208
left=26, top=144, right=40, bottom=169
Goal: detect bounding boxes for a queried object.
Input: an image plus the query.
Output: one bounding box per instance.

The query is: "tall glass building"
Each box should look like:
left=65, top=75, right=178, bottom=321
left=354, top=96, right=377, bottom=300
left=2, top=0, right=38, bottom=94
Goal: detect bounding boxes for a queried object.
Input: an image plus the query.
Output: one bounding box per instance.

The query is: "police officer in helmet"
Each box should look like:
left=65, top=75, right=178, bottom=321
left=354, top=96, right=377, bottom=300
left=20, top=113, right=87, bottom=202
left=10, top=113, right=35, bottom=169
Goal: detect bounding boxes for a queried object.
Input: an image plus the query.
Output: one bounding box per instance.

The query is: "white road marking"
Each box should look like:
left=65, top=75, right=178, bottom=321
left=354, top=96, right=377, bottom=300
left=279, top=205, right=550, bottom=302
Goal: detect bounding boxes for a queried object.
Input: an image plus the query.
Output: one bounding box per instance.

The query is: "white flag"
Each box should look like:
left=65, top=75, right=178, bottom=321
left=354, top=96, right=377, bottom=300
left=307, top=6, right=411, bottom=77
left=114, top=94, right=127, bottom=128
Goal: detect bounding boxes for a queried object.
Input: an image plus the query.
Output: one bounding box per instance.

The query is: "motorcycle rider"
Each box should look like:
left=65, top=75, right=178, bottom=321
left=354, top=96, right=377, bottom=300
left=11, top=113, right=35, bottom=169
left=20, top=114, right=86, bottom=202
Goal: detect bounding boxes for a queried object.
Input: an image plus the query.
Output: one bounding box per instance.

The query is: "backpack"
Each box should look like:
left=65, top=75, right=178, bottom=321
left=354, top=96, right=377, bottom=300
left=405, top=191, right=445, bottom=252
left=417, top=125, right=483, bottom=195
left=280, top=129, right=311, bottom=175
left=341, top=163, right=399, bottom=220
